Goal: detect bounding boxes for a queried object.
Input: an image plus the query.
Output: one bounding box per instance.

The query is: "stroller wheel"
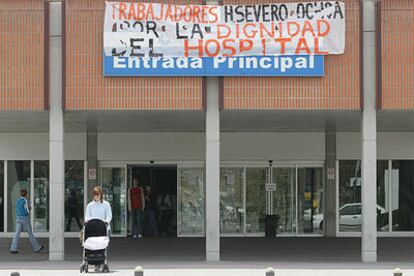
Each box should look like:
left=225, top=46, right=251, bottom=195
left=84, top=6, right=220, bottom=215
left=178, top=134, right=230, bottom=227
left=103, top=264, right=109, bottom=273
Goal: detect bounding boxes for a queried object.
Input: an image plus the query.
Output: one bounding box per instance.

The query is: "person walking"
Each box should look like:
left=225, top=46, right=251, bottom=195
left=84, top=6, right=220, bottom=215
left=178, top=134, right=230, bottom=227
left=128, top=178, right=145, bottom=238
left=84, top=186, right=112, bottom=272
left=10, top=189, right=44, bottom=254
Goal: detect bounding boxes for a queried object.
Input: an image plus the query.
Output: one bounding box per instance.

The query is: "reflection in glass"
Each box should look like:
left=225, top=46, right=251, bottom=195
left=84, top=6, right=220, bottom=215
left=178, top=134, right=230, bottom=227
left=65, top=161, right=84, bottom=232
left=220, top=167, right=244, bottom=234
left=297, top=167, right=323, bottom=234
left=339, top=160, right=389, bottom=232
left=377, top=161, right=389, bottom=231
left=7, top=161, right=31, bottom=232
left=0, top=161, right=4, bottom=232
left=34, top=161, right=49, bottom=232
left=245, top=167, right=266, bottom=233
left=100, top=167, right=126, bottom=235
left=178, top=167, right=204, bottom=236
left=392, top=161, right=414, bottom=231
left=339, top=160, right=361, bottom=232
left=273, top=167, right=296, bottom=235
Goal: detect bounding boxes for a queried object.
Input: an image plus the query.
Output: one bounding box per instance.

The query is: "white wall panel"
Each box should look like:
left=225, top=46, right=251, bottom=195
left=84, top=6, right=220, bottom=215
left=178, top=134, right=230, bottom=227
left=0, top=133, right=86, bottom=160
left=337, top=132, right=414, bottom=160
left=1, top=132, right=412, bottom=162
left=98, top=132, right=325, bottom=161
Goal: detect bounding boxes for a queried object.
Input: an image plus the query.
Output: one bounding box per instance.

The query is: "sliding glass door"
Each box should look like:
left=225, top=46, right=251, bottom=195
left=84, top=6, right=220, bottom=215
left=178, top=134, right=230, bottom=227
left=100, top=166, right=127, bottom=236
left=218, top=163, right=324, bottom=236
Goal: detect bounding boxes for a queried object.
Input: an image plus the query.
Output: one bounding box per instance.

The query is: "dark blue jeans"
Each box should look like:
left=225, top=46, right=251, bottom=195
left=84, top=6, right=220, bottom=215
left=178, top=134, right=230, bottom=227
left=131, top=208, right=144, bottom=236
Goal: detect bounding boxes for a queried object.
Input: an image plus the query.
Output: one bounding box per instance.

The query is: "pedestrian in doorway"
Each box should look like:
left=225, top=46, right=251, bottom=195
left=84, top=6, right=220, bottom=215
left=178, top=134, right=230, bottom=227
left=10, top=188, right=44, bottom=254
left=128, top=178, right=145, bottom=238
left=66, top=190, right=83, bottom=231
left=144, top=185, right=158, bottom=236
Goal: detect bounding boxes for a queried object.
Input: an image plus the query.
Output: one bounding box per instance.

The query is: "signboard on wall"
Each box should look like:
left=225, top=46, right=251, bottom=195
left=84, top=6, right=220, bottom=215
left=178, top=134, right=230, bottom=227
left=104, top=55, right=324, bottom=76
left=103, top=1, right=345, bottom=76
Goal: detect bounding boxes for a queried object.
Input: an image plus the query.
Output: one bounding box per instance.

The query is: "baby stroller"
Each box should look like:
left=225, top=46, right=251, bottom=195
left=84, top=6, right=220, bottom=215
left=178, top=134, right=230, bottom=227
left=80, top=219, right=110, bottom=273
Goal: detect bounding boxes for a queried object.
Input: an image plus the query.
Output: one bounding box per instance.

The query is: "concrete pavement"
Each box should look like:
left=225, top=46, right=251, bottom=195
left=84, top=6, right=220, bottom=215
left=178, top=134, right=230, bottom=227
left=1, top=269, right=414, bottom=276
left=1, top=237, right=414, bottom=275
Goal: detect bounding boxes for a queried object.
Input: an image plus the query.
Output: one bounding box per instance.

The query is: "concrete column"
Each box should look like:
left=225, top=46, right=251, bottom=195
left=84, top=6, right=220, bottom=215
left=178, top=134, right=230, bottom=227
left=324, top=130, right=336, bottom=237
left=361, top=0, right=377, bottom=263
left=205, top=0, right=220, bottom=262
left=205, top=77, right=220, bottom=261
left=87, top=119, right=98, bottom=200
left=49, top=1, right=65, bottom=261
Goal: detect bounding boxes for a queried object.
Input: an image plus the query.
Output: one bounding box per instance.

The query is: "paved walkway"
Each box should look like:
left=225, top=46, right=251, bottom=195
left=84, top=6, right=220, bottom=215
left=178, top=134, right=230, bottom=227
left=1, top=269, right=414, bottom=276
left=0, top=237, right=414, bottom=272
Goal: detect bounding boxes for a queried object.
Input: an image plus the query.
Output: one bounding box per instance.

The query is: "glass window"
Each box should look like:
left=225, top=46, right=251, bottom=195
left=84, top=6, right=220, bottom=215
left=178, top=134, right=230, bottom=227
left=392, top=160, right=414, bottom=231
left=34, top=161, right=49, bottom=232
left=245, top=167, right=266, bottom=234
left=377, top=160, right=389, bottom=232
left=220, top=167, right=244, bottom=234
left=0, top=161, right=4, bottom=232
left=65, top=161, right=85, bottom=232
left=339, top=160, right=361, bottom=232
left=339, top=160, right=390, bottom=232
left=7, top=161, right=31, bottom=232
left=177, top=167, right=204, bottom=236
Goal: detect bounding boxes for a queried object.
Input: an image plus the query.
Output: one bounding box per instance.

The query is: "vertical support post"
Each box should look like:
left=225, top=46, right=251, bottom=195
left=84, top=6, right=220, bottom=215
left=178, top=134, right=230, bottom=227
left=361, top=0, right=377, bottom=263
left=205, top=76, right=220, bottom=262
left=324, top=130, right=336, bottom=236
left=49, top=1, right=65, bottom=261
left=87, top=119, right=98, bottom=200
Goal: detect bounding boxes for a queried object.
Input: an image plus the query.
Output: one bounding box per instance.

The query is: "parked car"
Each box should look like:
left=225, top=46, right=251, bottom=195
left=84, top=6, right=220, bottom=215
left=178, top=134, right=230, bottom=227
left=307, top=203, right=386, bottom=231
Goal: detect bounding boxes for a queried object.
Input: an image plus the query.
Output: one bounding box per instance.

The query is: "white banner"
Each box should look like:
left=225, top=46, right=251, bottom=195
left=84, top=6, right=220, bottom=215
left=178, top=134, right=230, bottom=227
left=104, top=1, right=345, bottom=58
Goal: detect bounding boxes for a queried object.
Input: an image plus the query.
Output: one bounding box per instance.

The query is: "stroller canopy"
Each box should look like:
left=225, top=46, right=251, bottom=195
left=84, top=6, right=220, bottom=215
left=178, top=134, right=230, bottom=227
left=84, top=219, right=107, bottom=240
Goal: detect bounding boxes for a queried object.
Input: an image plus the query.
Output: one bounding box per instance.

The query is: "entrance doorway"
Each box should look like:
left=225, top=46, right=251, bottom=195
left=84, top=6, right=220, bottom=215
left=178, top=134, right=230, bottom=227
left=220, top=163, right=324, bottom=236
left=269, top=165, right=324, bottom=235
left=127, top=165, right=177, bottom=237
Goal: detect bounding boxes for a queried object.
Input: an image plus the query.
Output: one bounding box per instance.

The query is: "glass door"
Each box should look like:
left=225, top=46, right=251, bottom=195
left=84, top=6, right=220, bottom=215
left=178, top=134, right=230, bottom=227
left=220, top=167, right=244, bottom=234
left=177, top=166, right=204, bottom=236
left=99, top=166, right=127, bottom=236
left=33, top=161, right=49, bottom=232
left=272, top=167, right=296, bottom=235
left=297, top=167, right=323, bottom=234
left=245, top=167, right=266, bottom=234
left=7, top=161, right=31, bottom=232
left=65, top=161, right=85, bottom=232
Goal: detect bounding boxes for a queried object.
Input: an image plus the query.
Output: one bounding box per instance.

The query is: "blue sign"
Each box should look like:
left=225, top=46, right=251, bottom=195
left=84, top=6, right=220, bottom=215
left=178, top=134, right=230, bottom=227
left=103, top=55, right=324, bottom=77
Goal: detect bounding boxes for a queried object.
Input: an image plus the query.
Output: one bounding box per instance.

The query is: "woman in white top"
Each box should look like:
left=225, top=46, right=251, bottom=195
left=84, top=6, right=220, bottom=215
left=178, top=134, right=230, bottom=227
left=84, top=186, right=112, bottom=272
left=85, top=186, right=112, bottom=228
